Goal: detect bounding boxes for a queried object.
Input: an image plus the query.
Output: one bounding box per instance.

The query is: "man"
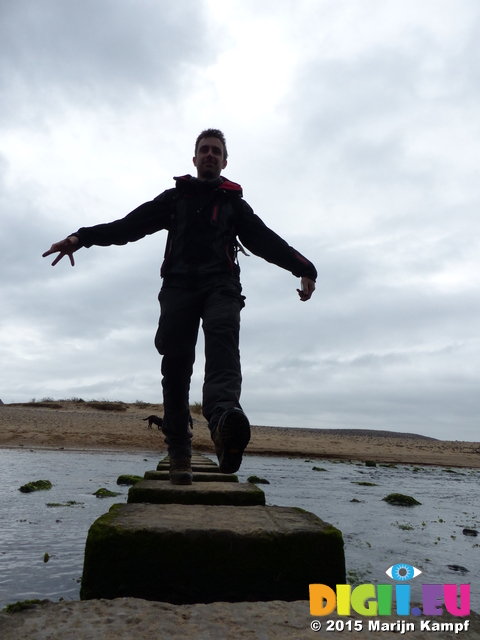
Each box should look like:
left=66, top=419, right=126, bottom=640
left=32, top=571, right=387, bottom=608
left=43, top=129, right=317, bottom=485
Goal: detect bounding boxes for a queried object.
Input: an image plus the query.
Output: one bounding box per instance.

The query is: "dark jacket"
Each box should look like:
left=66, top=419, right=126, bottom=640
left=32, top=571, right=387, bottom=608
left=73, top=175, right=317, bottom=286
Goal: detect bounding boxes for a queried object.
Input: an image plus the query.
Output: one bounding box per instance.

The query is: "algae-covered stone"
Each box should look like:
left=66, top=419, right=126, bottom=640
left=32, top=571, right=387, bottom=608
left=3, top=599, right=48, bottom=613
left=382, top=493, right=421, bottom=507
left=46, top=501, right=84, bottom=507
left=81, top=503, right=346, bottom=604
left=93, top=488, right=121, bottom=498
left=128, top=480, right=264, bottom=506
left=354, top=482, right=378, bottom=486
left=145, top=470, right=237, bottom=483
left=156, top=463, right=220, bottom=473
left=19, top=480, right=52, bottom=493
left=116, top=475, right=143, bottom=486
left=247, top=475, right=270, bottom=484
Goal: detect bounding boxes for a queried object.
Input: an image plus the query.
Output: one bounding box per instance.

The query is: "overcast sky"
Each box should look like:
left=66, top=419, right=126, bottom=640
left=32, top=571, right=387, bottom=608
left=1, top=0, right=479, bottom=441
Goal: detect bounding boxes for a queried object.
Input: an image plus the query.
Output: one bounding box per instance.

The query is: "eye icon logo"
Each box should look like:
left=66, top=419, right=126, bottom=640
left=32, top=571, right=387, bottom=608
left=386, top=563, right=422, bottom=581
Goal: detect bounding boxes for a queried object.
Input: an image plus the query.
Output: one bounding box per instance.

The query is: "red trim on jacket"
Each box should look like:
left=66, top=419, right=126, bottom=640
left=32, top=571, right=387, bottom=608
left=174, top=174, right=243, bottom=195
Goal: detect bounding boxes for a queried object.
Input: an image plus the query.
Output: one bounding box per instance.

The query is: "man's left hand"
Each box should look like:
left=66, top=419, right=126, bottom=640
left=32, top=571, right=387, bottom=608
left=297, top=277, right=315, bottom=301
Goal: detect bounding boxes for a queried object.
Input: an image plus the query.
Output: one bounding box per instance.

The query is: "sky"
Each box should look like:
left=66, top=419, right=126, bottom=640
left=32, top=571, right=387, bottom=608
left=1, top=0, right=479, bottom=441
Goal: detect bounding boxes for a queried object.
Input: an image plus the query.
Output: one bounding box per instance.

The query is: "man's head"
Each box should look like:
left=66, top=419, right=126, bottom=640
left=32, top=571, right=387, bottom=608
left=193, top=128, right=228, bottom=180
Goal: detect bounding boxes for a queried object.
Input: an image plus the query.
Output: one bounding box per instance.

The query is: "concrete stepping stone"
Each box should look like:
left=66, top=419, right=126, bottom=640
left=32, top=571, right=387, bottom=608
left=161, top=454, right=217, bottom=464
left=80, top=503, right=346, bottom=603
left=145, top=470, right=238, bottom=482
left=128, top=480, right=264, bottom=505
left=156, top=463, right=222, bottom=473
left=156, top=454, right=220, bottom=473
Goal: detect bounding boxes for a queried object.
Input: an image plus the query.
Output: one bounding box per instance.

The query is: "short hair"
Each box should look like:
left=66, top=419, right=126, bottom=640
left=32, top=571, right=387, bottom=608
left=194, top=128, right=228, bottom=160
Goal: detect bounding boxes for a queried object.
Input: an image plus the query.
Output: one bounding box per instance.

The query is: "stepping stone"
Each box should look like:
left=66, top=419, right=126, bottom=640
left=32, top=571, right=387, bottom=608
left=157, top=454, right=220, bottom=473
left=156, top=463, right=221, bottom=473
left=160, top=454, right=216, bottom=464
left=80, top=503, right=346, bottom=603
left=128, top=480, right=263, bottom=505
left=145, top=470, right=237, bottom=482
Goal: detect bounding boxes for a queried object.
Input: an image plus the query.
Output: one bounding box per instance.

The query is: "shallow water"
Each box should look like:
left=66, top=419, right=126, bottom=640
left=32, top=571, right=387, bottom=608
left=236, top=456, right=480, bottom=611
left=0, top=449, right=478, bottom=610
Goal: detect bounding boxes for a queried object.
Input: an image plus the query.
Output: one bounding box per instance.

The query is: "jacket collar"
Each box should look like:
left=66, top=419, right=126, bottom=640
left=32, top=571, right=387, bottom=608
left=174, top=174, right=243, bottom=196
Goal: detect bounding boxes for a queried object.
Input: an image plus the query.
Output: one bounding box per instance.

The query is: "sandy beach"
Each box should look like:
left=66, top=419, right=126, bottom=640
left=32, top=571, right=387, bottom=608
left=0, top=400, right=478, bottom=468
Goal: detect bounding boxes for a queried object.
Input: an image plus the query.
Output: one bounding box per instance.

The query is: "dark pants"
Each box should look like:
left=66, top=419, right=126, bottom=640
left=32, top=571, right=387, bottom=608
left=154, top=280, right=246, bottom=458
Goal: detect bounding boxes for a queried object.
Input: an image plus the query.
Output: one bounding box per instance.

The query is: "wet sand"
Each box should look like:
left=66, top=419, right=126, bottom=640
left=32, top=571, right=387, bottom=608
left=1, top=401, right=478, bottom=468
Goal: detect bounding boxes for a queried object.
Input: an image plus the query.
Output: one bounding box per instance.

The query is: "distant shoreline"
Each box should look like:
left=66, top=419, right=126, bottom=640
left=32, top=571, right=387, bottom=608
left=0, top=401, right=478, bottom=468
left=251, top=425, right=438, bottom=440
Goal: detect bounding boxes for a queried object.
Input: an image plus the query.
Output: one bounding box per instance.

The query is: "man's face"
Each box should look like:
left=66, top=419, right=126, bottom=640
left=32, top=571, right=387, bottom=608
left=193, top=137, right=227, bottom=180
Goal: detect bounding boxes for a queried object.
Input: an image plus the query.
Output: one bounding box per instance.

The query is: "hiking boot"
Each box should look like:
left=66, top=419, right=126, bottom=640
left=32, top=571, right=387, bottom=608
left=169, top=457, right=193, bottom=485
left=212, top=408, right=250, bottom=474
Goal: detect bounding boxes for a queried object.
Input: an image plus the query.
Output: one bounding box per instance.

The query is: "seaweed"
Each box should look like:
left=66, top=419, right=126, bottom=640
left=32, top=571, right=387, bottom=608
left=19, top=480, right=52, bottom=493
left=382, top=493, right=421, bottom=507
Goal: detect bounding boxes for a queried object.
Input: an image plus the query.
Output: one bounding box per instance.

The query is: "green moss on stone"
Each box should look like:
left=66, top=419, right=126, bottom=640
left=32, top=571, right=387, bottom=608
left=3, top=599, right=47, bottom=613
left=93, top=488, right=121, bottom=498
left=247, top=475, right=270, bottom=484
left=117, top=475, right=143, bottom=486
left=81, top=505, right=346, bottom=602
left=383, top=493, right=421, bottom=507
left=46, top=500, right=84, bottom=507
left=19, top=480, right=52, bottom=493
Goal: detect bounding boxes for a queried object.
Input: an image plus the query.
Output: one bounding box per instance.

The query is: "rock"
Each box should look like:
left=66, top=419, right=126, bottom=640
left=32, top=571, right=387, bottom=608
left=382, top=493, right=421, bottom=507
left=93, top=488, right=121, bottom=498
left=156, top=463, right=220, bottom=473
left=80, top=503, right=346, bottom=603
left=146, top=470, right=237, bottom=483
left=46, top=501, right=84, bottom=508
left=19, top=480, right=52, bottom=493
left=463, top=528, right=478, bottom=537
left=127, top=480, right=265, bottom=506
left=247, top=475, right=270, bottom=484
left=447, top=564, right=469, bottom=573
left=2, top=599, right=48, bottom=614
left=116, top=475, right=143, bottom=486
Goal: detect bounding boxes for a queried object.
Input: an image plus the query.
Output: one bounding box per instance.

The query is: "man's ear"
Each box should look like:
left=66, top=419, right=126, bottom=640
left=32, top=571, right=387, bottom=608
left=192, top=156, right=198, bottom=168
left=222, top=159, right=228, bottom=170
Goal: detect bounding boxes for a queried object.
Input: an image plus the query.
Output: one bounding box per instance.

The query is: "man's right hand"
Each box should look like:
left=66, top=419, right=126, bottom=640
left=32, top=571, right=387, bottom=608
left=42, top=235, right=79, bottom=266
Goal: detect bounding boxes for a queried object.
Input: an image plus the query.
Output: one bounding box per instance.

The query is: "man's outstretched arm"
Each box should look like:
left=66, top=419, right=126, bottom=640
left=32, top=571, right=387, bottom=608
left=235, top=201, right=317, bottom=302
left=42, top=235, right=79, bottom=266
left=42, top=192, right=174, bottom=267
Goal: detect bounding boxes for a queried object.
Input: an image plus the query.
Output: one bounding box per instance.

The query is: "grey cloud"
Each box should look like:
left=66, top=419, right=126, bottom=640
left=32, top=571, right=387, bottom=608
left=282, top=10, right=480, bottom=197
left=0, top=0, right=214, bottom=121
